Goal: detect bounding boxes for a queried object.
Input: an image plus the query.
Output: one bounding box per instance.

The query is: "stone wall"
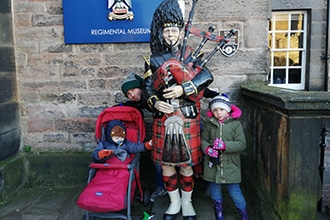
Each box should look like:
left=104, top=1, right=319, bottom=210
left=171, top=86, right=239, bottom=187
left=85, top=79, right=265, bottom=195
left=0, top=0, right=20, bottom=161
left=12, top=0, right=269, bottom=152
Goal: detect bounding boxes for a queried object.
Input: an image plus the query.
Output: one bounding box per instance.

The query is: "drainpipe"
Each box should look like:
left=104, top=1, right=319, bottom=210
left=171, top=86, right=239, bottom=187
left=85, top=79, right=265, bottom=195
left=325, top=0, right=330, bottom=91
left=318, top=126, right=328, bottom=212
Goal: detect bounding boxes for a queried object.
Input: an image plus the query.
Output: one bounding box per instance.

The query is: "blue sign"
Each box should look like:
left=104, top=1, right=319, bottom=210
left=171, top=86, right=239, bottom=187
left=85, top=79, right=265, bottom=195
left=63, top=0, right=163, bottom=44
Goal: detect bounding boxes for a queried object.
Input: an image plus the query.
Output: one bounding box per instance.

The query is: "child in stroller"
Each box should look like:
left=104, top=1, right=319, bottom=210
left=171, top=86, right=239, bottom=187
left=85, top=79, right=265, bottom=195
left=92, top=119, right=152, bottom=163
left=77, top=106, right=152, bottom=220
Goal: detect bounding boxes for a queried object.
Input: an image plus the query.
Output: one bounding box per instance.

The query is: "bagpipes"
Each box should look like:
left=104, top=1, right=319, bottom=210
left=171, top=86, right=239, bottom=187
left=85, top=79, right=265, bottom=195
left=182, top=0, right=237, bottom=67
left=161, top=0, right=237, bottom=92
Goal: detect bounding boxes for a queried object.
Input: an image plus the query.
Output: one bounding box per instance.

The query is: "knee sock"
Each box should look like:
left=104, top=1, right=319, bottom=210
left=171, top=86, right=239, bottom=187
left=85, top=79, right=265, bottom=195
left=163, top=173, right=178, bottom=192
left=179, top=173, right=194, bottom=192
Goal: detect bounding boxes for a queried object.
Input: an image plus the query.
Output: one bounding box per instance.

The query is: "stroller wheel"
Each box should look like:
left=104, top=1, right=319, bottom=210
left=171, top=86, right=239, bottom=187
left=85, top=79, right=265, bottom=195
left=81, top=214, right=98, bottom=220
left=143, top=189, right=151, bottom=206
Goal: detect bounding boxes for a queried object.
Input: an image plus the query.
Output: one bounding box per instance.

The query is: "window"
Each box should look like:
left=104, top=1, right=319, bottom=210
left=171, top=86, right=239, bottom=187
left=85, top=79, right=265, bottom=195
left=268, top=11, right=307, bottom=90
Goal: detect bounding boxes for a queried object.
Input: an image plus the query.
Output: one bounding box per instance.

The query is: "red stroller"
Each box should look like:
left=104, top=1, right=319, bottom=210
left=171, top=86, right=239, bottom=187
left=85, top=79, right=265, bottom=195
left=77, top=106, right=150, bottom=220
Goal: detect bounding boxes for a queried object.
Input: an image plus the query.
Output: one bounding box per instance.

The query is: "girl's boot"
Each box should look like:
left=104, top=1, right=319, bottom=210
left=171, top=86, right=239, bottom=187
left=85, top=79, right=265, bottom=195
left=238, top=208, right=249, bottom=220
left=163, top=189, right=181, bottom=220
left=213, top=199, right=224, bottom=220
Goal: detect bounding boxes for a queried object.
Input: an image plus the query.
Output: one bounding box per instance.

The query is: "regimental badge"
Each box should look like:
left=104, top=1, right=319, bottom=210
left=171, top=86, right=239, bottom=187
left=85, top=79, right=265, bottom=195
left=108, top=0, right=134, bottom=21
left=219, top=30, right=239, bottom=57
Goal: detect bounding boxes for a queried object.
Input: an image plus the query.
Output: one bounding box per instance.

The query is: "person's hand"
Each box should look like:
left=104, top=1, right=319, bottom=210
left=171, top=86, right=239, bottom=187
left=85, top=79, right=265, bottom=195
left=163, top=86, right=183, bottom=99
left=206, top=146, right=219, bottom=158
left=144, top=140, right=152, bottom=150
left=213, top=138, right=226, bottom=151
left=98, top=149, right=114, bottom=159
left=154, top=101, right=174, bottom=114
left=209, top=156, right=221, bottom=165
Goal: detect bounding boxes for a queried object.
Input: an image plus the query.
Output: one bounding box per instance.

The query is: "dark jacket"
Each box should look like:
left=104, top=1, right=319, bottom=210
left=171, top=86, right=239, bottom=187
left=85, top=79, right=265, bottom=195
left=121, top=94, right=152, bottom=113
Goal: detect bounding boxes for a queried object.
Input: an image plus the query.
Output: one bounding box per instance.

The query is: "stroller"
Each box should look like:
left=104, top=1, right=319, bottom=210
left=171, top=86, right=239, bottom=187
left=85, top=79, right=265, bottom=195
left=77, top=106, right=150, bottom=220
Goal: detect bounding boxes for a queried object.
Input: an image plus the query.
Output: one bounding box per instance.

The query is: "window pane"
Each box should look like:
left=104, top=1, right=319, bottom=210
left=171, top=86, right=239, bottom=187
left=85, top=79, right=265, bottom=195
left=299, top=14, right=304, bottom=30
left=298, top=33, right=304, bottom=48
left=275, top=14, right=289, bottom=30
left=289, top=33, right=300, bottom=49
left=274, top=51, right=287, bottom=66
left=273, top=69, right=286, bottom=84
left=275, top=33, right=287, bottom=49
left=268, top=33, right=272, bottom=48
left=289, top=51, right=300, bottom=66
left=291, top=13, right=304, bottom=31
left=288, top=69, right=301, bottom=83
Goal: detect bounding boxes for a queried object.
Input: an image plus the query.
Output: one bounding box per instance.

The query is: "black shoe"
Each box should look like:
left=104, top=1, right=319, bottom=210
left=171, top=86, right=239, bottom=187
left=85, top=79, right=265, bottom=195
left=182, top=215, right=196, bottom=220
left=163, top=212, right=179, bottom=220
left=150, top=187, right=168, bottom=202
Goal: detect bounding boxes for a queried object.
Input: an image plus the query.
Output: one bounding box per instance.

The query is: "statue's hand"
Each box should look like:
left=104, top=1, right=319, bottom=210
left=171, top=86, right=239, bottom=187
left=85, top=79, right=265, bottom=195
left=163, top=85, right=183, bottom=99
left=154, top=101, right=174, bottom=114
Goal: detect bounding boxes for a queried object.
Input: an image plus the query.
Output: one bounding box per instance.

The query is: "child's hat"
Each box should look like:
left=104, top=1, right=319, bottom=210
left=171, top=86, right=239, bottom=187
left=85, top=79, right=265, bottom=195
left=121, top=73, right=143, bottom=97
left=209, top=93, right=231, bottom=112
left=111, top=125, right=126, bottom=139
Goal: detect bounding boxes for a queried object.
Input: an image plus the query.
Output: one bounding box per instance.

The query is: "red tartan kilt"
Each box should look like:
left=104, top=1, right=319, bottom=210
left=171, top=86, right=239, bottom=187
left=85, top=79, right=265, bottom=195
left=151, top=109, right=203, bottom=167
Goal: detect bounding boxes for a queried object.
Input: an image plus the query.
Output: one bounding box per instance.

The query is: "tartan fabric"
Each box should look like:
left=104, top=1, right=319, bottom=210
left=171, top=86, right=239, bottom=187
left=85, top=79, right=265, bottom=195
left=152, top=65, right=169, bottom=91
left=152, top=47, right=195, bottom=91
left=189, top=26, right=225, bottom=42
left=150, top=46, right=205, bottom=167
left=179, top=174, right=194, bottom=192
left=193, top=163, right=203, bottom=178
left=152, top=60, right=205, bottom=102
left=163, top=173, right=178, bottom=191
left=151, top=108, right=203, bottom=166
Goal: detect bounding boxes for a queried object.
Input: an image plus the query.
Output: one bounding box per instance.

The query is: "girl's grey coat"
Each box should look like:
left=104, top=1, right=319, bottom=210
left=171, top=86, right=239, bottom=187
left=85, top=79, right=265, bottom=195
left=201, top=115, right=246, bottom=184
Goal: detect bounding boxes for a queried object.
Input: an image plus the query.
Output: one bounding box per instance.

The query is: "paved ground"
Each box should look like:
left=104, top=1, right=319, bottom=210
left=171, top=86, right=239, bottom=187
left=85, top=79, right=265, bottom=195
left=0, top=179, right=259, bottom=220
left=0, top=151, right=329, bottom=220
left=1, top=179, right=329, bottom=220
left=151, top=177, right=261, bottom=220
left=0, top=181, right=329, bottom=220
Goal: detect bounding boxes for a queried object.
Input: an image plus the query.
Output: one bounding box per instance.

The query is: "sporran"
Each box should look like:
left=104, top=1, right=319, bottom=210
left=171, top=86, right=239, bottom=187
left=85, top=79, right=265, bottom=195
left=161, top=115, right=191, bottom=165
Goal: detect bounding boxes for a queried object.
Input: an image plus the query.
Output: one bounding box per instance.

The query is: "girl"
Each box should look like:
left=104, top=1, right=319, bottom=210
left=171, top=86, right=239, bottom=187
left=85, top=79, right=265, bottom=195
left=202, top=94, right=249, bottom=220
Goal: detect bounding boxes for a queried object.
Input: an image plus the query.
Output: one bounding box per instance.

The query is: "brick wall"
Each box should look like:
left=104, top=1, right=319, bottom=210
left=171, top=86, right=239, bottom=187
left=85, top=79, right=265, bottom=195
left=12, top=0, right=269, bottom=152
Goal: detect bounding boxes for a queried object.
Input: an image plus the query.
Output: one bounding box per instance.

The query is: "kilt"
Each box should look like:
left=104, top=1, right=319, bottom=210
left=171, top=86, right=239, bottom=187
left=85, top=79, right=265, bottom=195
left=151, top=108, right=203, bottom=167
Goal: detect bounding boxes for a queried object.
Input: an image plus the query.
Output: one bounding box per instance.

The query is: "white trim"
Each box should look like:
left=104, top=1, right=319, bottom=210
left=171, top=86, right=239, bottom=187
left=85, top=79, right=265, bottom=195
left=268, top=11, right=307, bottom=90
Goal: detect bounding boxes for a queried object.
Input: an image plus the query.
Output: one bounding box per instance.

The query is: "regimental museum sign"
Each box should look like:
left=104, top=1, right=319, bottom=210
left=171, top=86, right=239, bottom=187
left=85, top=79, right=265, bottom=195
left=63, top=0, right=163, bottom=44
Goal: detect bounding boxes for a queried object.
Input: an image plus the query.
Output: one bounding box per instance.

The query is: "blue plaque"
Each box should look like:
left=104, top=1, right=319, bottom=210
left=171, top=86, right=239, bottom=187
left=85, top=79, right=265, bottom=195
left=63, top=0, right=163, bottom=44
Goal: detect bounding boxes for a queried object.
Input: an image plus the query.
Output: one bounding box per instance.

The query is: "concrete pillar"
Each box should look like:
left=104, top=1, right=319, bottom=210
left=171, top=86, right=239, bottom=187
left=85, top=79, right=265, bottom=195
left=241, top=83, right=330, bottom=220
left=0, top=0, right=21, bottom=161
